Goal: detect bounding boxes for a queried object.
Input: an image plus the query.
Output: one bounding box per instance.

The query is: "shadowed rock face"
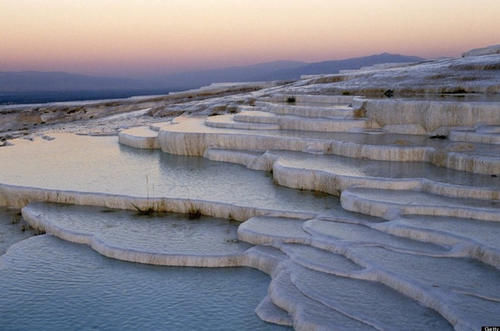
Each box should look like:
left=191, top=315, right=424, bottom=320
left=1, top=46, right=500, bottom=330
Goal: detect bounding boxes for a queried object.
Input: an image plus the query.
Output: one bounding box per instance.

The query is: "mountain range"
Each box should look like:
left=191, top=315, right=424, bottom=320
left=0, top=53, right=424, bottom=93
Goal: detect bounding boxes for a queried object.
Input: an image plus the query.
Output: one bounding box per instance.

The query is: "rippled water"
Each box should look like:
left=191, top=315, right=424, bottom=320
left=0, top=134, right=336, bottom=213
left=0, top=208, right=33, bottom=255
left=26, top=203, right=252, bottom=256
left=0, top=236, right=288, bottom=330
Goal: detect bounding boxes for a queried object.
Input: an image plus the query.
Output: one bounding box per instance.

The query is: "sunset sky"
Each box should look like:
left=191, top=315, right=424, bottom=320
left=1, top=0, right=499, bottom=77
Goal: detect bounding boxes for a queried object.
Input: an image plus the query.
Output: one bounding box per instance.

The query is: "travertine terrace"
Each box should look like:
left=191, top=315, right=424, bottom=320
left=1, top=45, right=500, bottom=330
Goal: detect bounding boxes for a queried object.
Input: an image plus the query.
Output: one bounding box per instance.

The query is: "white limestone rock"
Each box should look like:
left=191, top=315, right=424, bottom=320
left=118, top=126, right=159, bottom=149
left=156, top=116, right=500, bottom=175
left=21, top=202, right=252, bottom=267
left=340, top=188, right=500, bottom=222
left=363, top=99, right=500, bottom=134
left=463, top=44, right=500, bottom=57
left=205, top=114, right=280, bottom=130
left=255, top=296, right=293, bottom=327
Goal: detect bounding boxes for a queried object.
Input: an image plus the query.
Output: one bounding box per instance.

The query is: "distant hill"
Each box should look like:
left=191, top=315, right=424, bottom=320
left=0, top=61, right=307, bottom=93
left=261, top=53, right=425, bottom=80
left=152, top=60, right=307, bottom=90
left=0, top=71, right=153, bottom=92
left=0, top=53, right=424, bottom=95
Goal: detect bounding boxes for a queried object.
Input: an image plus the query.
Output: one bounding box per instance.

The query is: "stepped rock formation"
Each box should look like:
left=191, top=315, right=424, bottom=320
left=1, top=45, right=500, bottom=330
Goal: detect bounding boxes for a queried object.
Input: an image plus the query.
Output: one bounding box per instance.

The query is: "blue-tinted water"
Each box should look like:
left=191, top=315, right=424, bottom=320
left=0, top=89, right=186, bottom=105
left=0, top=208, right=33, bottom=255
left=0, top=235, right=288, bottom=330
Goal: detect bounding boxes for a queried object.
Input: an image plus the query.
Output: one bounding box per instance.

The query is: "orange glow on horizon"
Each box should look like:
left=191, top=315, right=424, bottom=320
left=1, top=0, right=499, bottom=76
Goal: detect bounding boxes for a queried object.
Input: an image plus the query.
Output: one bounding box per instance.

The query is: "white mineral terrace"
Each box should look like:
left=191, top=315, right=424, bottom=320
left=1, top=48, right=500, bottom=330
left=119, top=96, right=500, bottom=175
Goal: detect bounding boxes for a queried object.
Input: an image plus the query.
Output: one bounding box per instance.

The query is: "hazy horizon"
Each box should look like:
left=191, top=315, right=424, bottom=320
left=0, top=53, right=418, bottom=79
left=1, top=0, right=499, bottom=78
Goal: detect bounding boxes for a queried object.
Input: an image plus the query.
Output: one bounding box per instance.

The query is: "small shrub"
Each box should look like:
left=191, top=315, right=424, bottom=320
left=188, top=208, right=202, bottom=220
left=33, top=228, right=46, bottom=236
left=383, top=89, right=394, bottom=98
left=11, top=212, right=21, bottom=224
left=429, top=135, right=448, bottom=140
left=131, top=203, right=156, bottom=216
left=446, top=88, right=467, bottom=94
left=136, top=207, right=156, bottom=216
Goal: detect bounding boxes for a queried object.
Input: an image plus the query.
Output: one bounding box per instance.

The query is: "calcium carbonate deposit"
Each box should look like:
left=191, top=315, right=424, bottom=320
left=1, top=45, right=500, bottom=330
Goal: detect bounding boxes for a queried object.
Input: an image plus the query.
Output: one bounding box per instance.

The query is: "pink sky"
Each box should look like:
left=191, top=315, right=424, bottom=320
left=1, top=0, right=499, bottom=77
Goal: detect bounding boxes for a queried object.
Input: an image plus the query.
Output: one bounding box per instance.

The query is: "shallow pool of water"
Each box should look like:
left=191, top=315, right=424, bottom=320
left=0, top=235, right=288, bottom=330
left=0, top=134, right=336, bottom=214
left=25, top=203, right=252, bottom=257
left=0, top=208, right=33, bottom=255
